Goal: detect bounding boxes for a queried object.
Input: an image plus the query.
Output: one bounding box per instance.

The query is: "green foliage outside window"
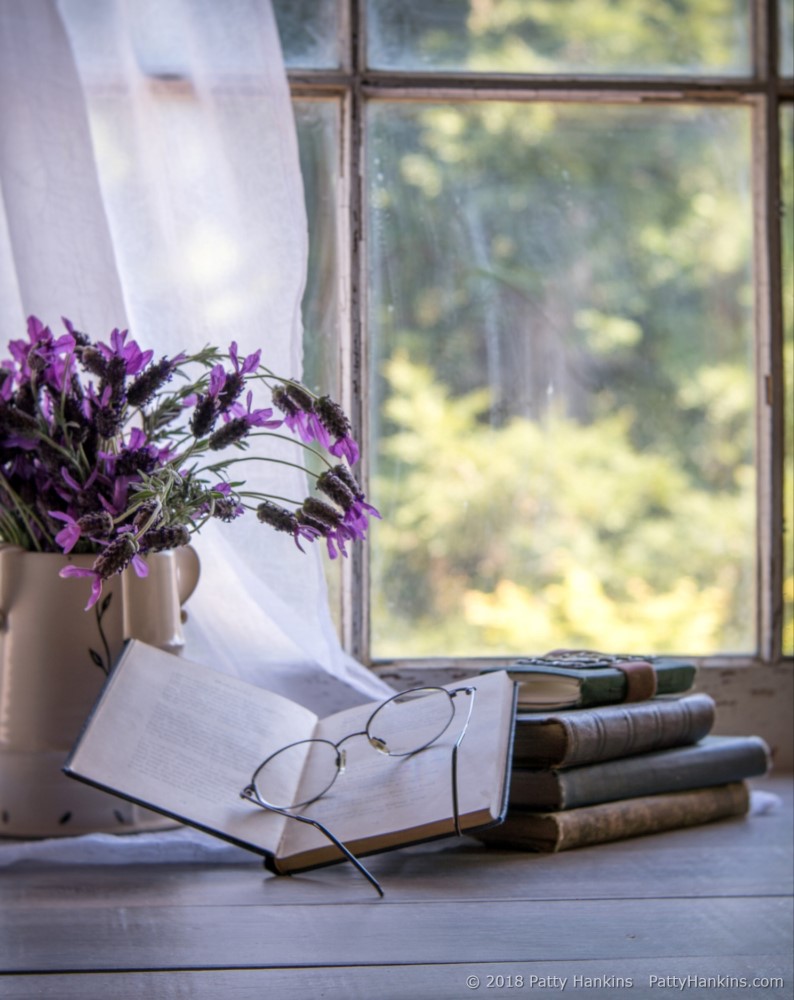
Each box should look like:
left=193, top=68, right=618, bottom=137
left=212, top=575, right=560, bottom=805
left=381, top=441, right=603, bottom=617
left=368, top=102, right=756, bottom=658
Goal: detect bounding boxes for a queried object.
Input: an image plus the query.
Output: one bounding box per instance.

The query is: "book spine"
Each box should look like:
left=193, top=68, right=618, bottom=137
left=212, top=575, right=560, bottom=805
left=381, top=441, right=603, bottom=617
left=513, top=736, right=769, bottom=810
left=554, top=694, right=715, bottom=768
left=576, top=671, right=626, bottom=708
left=654, top=661, right=698, bottom=696
left=482, top=782, right=750, bottom=852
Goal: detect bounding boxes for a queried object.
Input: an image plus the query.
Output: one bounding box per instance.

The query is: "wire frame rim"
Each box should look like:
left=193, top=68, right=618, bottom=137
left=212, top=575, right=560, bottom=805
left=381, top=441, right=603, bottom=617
left=252, top=737, right=341, bottom=809
left=365, top=685, right=456, bottom=757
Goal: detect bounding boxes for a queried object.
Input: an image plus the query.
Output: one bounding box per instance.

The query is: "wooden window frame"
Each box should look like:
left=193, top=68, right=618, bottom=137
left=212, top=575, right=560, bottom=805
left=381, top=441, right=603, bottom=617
left=287, top=1, right=793, bottom=685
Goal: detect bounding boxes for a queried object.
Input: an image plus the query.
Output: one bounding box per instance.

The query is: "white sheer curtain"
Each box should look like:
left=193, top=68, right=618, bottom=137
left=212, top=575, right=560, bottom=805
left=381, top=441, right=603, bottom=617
left=0, top=0, right=390, bottom=712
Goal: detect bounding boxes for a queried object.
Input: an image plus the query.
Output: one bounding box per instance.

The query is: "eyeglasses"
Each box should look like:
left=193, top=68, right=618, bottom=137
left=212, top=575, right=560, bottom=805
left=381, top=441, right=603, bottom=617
left=240, top=685, right=477, bottom=897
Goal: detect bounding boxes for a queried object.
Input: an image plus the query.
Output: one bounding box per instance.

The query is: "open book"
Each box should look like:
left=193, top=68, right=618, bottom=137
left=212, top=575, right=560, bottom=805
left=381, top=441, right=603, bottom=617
left=64, top=641, right=516, bottom=874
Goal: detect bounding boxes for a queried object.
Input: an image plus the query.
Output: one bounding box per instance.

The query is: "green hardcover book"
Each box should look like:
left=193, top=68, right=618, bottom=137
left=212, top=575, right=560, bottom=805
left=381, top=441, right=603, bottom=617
left=513, top=693, right=716, bottom=768
left=482, top=651, right=696, bottom=711
left=509, top=735, right=769, bottom=811
left=478, top=782, right=751, bottom=853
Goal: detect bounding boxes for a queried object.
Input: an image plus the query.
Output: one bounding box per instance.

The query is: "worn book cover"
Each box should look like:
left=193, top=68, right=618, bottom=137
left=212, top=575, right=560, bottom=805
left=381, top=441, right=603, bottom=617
left=64, top=640, right=517, bottom=873
left=513, top=692, right=716, bottom=768
left=477, top=782, right=751, bottom=852
left=509, top=735, right=769, bottom=810
left=482, top=651, right=696, bottom=711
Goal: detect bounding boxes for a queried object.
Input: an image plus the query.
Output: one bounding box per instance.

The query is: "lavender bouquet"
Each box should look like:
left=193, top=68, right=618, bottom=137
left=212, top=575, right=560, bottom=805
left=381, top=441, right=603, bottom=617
left=0, top=316, right=378, bottom=608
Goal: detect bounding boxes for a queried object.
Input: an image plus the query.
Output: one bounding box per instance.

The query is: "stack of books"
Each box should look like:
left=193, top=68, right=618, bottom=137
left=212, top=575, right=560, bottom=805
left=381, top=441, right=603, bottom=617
left=477, top=651, right=769, bottom=853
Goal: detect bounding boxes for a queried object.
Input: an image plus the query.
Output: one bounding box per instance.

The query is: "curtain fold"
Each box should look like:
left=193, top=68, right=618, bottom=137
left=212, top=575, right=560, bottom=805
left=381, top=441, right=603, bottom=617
left=0, top=0, right=390, bottom=711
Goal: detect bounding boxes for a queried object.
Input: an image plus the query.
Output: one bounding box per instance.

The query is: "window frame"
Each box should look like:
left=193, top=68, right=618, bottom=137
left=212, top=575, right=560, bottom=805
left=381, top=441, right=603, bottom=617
left=286, top=0, right=793, bottom=671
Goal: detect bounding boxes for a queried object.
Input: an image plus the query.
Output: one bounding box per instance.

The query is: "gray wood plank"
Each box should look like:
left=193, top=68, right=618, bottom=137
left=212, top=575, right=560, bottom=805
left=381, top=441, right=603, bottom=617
left=1, top=956, right=792, bottom=1000
left=1, top=897, right=791, bottom=973
left=1, top=804, right=790, bottom=907
left=1, top=835, right=790, bottom=909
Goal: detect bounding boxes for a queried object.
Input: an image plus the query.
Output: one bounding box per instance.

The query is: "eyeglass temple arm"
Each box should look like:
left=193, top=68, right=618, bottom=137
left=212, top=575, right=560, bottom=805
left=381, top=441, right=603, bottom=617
left=240, top=788, right=384, bottom=898
left=450, top=686, right=477, bottom=837
left=294, top=813, right=385, bottom=898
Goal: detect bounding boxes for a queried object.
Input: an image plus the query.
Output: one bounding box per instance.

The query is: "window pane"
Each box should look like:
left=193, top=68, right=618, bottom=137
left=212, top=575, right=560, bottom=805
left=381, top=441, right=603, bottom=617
left=294, top=101, right=342, bottom=401
left=781, top=0, right=794, bottom=76
left=366, top=0, right=752, bottom=77
left=274, top=0, right=343, bottom=69
left=782, top=106, right=793, bottom=656
left=367, top=102, right=755, bottom=658
left=294, top=100, right=343, bottom=629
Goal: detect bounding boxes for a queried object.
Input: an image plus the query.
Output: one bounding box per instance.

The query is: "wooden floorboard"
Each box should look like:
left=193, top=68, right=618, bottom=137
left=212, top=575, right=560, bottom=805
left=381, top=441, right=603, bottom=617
left=0, top=776, right=791, bottom=997
left=2, top=896, right=792, bottom=972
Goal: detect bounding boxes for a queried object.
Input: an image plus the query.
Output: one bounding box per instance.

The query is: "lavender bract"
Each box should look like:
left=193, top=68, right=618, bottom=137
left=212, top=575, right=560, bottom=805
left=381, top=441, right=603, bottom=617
left=0, top=317, right=379, bottom=608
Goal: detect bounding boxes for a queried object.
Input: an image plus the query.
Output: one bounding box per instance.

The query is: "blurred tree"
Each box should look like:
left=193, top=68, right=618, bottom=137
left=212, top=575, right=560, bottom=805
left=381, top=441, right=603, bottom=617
left=372, top=355, right=752, bottom=656
left=365, top=1, right=758, bottom=657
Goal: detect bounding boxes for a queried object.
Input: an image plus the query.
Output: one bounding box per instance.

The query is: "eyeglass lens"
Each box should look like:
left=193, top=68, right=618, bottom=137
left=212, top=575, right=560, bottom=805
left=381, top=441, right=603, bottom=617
left=253, top=739, right=340, bottom=810
left=366, top=687, right=454, bottom=756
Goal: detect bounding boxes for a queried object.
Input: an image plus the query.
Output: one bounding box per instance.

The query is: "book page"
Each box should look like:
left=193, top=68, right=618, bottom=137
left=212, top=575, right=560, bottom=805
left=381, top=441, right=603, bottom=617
left=65, top=641, right=320, bottom=855
left=513, top=673, right=581, bottom=708
left=277, top=670, right=515, bottom=868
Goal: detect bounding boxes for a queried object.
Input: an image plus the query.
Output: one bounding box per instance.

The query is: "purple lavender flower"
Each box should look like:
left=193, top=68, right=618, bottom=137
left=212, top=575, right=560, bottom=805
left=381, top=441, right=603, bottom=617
left=59, top=565, right=104, bottom=610
left=96, top=328, right=153, bottom=377
left=215, top=343, right=261, bottom=412
left=6, top=317, right=77, bottom=390
left=127, top=355, right=184, bottom=408
left=316, top=466, right=381, bottom=541
left=341, top=501, right=380, bottom=544
left=208, top=482, right=245, bottom=521
left=257, top=499, right=320, bottom=552
left=295, top=497, right=357, bottom=559
left=59, top=546, right=148, bottom=610
left=3, top=316, right=379, bottom=592
left=190, top=364, right=227, bottom=437
left=49, top=511, right=82, bottom=554
left=229, top=341, right=261, bottom=376
left=229, top=391, right=282, bottom=430
left=0, top=366, right=13, bottom=401
left=271, top=383, right=331, bottom=448
left=208, top=418, right=250, bottom=451
left=140, top=524, right=190, bottom=552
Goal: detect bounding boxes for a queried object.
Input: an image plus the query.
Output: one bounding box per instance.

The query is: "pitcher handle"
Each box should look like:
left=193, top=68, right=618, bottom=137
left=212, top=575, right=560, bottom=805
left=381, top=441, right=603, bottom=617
left=174, top=545, right=200, bottom=605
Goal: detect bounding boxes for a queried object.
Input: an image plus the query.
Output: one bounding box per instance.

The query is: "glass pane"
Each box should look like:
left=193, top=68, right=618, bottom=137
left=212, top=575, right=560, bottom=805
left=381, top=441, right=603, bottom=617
left=782, top=106, right=793, bottom=656
left=367, top=102, right=755, bottom=658
left=294, top=101, right=342, bottom=401
left=273, top=0, right=343, bottom=69
left=294, top=100, right=343, bottom=630
left=781, top=0, right=794, bottom=76
left=366, top=0, right=752, bottom=76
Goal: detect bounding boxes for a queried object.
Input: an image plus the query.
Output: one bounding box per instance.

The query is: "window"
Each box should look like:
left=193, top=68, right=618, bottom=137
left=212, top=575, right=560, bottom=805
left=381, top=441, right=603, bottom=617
left=276, top=0, right=793, bottom=667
